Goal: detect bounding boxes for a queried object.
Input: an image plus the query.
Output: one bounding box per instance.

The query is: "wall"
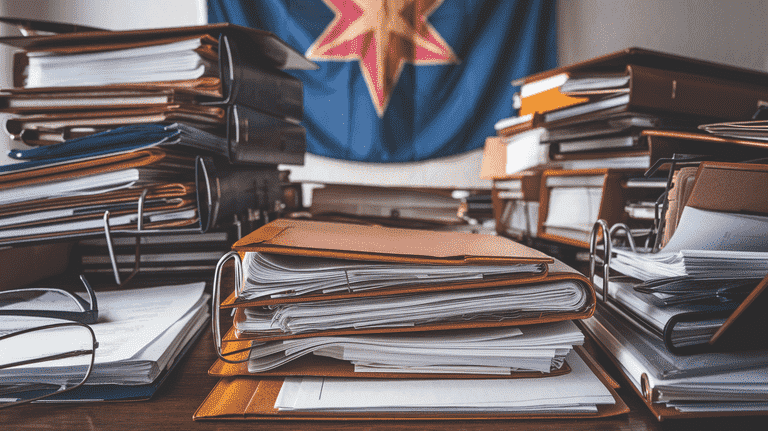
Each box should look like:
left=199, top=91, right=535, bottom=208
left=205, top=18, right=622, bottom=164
left=0, top=0, right=207, bottom=164
left=557, top=0, right=768, bottom=71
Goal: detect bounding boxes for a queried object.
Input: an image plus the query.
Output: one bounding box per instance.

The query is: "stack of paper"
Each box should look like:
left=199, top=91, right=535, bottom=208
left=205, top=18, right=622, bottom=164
left=197, top=219, right=627, bottom=420
left=240, top=251, right=545, bottom=300
left=273, top=350, right=613, bottom=414
left=584, top=197, right=768, bottom=417
left=610, top=207, right=768, bottom=281
left=237, top=280, right=589, bottom=336
left=0, top=148, right=199, bottom=247
left=25, top=38, right=216, bottom=89
left=0, top=282, right=209, bottom=400
left=584, top=306, right=768, bottom=414
left=247, top=322, right=584, bottom=374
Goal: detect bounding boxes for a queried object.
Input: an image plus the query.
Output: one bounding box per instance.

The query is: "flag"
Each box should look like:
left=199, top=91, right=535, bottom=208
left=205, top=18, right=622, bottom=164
left=209, top=0, right=557, bottom=163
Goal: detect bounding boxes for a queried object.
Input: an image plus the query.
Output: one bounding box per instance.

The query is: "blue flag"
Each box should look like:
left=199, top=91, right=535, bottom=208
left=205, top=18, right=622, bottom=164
left=209, top=0, right=556, bottom=163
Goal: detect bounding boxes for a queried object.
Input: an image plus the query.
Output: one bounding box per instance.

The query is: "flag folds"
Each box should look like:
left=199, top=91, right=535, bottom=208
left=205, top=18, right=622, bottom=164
left=209, top=0, right=556, bottom=163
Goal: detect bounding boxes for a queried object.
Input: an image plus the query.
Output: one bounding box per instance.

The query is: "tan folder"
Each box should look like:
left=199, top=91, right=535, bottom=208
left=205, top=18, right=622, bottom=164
left=218, top=219, right=596, bottom=342
left=194, top=346, right=628, bottom=421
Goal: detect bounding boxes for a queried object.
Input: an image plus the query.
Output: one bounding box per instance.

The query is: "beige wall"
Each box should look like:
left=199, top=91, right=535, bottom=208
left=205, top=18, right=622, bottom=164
left=557, top=0, right=768, bottom=71
left=0, top=0, right=207, bottom=165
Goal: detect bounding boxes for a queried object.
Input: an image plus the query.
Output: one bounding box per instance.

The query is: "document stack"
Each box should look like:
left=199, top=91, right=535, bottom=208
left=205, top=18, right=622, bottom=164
left=0, top=21, right=312, bottom=404
left=194, top=219, right=629, bottom=420
left=486, top=47, right=768, bottom=263
left=0, top=281, right=210, bottom=403
left=305, top=183, right=494, bottom=233
left=0, top=22, right=316, bottom=279
left=581, top=160, right=768, bottom=420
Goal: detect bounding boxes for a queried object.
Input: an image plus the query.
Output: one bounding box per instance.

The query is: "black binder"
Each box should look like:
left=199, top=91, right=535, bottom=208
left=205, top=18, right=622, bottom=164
left=210, top=33, right=303, bottom=120
left=226, top=104, right=305, bottom=166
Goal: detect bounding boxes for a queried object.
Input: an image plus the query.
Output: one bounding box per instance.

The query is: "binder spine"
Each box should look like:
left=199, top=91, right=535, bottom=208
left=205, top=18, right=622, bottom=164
left=217, top=35, right=304, bottom=121
left=628, top=65, right=768, bottom=121
left=226, top=104, right=306, bottom=166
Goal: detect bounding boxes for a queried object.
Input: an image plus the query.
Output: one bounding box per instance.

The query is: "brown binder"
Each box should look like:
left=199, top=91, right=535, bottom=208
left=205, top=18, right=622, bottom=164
left=217, top=219, right=596, bottom=342
left=516, top=47, right=768, bottom=95
left=513, top=48, right=768, bottom=131
left=193, top=346, right=628, bottom=421
left=230, top=218, right=554, bottom=265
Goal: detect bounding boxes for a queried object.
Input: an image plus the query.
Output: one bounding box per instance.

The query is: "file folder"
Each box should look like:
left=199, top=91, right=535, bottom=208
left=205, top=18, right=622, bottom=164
left=193, top=346, right=629, bottom=420
left=215, top=219, right=597, bottom=344
left=548, top=129, right=768, bottom=170
left=0, top=148, right=202, bottom=246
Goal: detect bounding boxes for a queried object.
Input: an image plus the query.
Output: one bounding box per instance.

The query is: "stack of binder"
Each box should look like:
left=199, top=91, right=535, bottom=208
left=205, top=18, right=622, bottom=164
left=194, top=219, right=629, bottom=420
left=481, top=48, right=768, bottom=420
left=485, top=47, right=768, bottom=263
left=0, top=21, right=313, bottom=402
left=582, top=160, right=768, bottom=420
left=0, top=21, right=317, bottom=279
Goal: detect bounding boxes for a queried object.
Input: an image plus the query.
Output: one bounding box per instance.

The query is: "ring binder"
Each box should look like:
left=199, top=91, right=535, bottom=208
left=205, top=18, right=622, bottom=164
left=588, top=215, right=768, bottom=355
left=212, top=251, right=250, bottom=364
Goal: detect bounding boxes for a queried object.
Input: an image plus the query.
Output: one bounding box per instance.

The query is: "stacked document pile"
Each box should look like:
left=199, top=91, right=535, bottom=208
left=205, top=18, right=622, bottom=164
left=0, top=282, right=209, bottom=402
left=0, top=23, right=312, bottom=155
left=0, top=23, right=316, bottom=272
left=582, top=162, right=768, bottom=419
left=486, top=48, right=768, bottom=257
left=194, top=219, right=629, bottom=420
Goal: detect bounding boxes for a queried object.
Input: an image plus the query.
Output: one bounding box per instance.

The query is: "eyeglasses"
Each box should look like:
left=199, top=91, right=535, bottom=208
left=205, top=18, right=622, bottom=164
left=0, top=275, right=99, bottom=408
left=0, top=320, right=98, bottom=409
left=0, top=275, right=98, bottom=324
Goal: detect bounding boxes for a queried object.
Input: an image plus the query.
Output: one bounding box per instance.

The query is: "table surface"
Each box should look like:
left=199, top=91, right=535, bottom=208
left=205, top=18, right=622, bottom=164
left=3, top=330, right=768, bottom=431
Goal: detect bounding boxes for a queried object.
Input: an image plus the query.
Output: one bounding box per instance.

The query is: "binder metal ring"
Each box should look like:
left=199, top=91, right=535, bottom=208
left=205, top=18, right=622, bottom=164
left=212, top=251, right=252, bottom=364
left=588, top=219, right=611, bottom=304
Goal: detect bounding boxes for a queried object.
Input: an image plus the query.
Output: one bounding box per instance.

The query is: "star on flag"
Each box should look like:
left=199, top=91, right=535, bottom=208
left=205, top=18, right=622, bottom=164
left=306, top=0, right=459, bottom=116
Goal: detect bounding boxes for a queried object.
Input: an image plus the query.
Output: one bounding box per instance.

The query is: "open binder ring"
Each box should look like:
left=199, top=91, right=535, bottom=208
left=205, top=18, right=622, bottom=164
left=589, top=219, right=611, bottom=304
left=212, top=251, right=252, bottom=364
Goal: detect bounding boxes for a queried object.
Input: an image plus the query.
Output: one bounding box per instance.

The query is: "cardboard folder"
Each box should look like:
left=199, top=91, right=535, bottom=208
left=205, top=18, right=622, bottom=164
left=193, top=346, right=628, bottom=421
left=663, top=160, right=768, bottom=248
left=218, top=219, right=596, bottom=342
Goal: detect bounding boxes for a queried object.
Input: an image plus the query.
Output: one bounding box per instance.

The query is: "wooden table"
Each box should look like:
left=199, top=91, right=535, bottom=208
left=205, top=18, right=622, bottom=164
left=3, top=330, right=768, bottom=431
